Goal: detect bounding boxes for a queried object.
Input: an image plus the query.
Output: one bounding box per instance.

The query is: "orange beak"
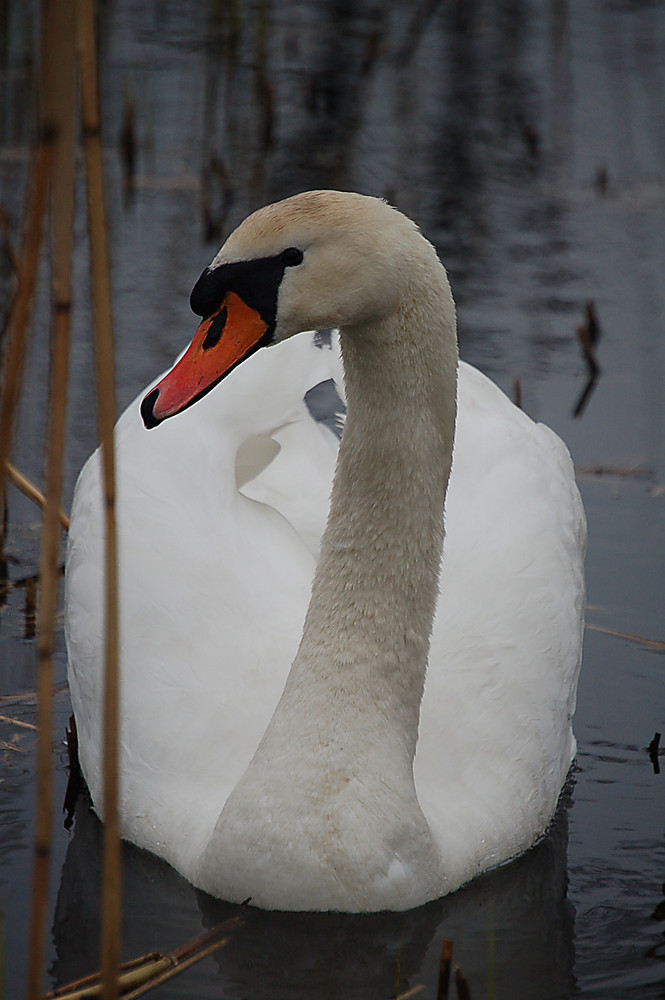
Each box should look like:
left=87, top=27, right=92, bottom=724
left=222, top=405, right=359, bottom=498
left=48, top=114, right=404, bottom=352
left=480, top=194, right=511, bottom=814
left=141, top=291, right=269, bottom=428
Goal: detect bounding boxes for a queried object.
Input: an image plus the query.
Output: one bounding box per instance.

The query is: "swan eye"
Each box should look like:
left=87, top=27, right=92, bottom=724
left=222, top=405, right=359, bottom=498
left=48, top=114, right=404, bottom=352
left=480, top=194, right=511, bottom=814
left=282, top=247, right=304, bottom=267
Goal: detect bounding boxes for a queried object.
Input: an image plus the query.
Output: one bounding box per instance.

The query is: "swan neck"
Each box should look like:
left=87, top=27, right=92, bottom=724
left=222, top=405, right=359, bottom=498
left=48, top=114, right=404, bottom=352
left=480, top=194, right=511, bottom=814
left=200, top=258, right=459, bottom=908
left=289, top=272, right=459, bottom=760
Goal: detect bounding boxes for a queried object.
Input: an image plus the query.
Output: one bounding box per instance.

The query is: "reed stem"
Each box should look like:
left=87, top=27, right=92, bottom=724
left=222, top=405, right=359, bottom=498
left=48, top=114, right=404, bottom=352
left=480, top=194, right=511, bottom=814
left=4, top=460, right=70, bottom=529
left=43, top=906, right=247, bottom=1000
left=77, top=0, right=121, bottom=996
left=24, top=0, right=76, bottom=996
left=0, top=81, right=54, bottom=540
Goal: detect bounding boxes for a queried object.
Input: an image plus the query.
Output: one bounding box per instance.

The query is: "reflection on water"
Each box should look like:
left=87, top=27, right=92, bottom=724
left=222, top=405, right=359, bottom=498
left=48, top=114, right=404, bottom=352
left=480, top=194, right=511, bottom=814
left=50, top=790, right=574, bottom=1000
left=1, top=0, right=664, bottom=997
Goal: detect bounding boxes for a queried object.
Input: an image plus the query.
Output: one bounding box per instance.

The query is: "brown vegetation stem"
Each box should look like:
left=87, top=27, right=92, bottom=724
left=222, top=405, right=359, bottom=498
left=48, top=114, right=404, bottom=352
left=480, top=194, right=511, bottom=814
left=454, top=965, right=472, bottom=1000
left=76, top=1, right=121, bottom=997
left=0, top=713, right=38, bottom=731
left=24, top=0, right=77, bottom=996
left=0, top=204, right=20, bottom=278
left=437, top=938, right=453, bottom=1000
left=4, top=460, right=70, bottom=529
left=0, top=126, right=53, bottom=541
left=43, top=906, right=247, bottom=1000
left=586, top=622, right=665, bottom=652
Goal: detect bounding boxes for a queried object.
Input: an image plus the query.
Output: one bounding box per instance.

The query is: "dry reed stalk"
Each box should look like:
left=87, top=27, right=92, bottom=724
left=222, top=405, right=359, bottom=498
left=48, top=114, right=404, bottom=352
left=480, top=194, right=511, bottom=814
left=24, top=1, right=77, bottom=997
left=113, top=918, right=244, bottom=1000
left=76, top=1, right=121, bottom=996
left=0, top=115, right=54, bottom=535
left=44, top=956, right=172, bottom=1000
left=585, top=622, right=665, bottom=652
left=576, top=464, right=654, bottom=478
left=0, top=713, right=38, bottom=731
left=0, top=681, right=69, bottom=707
left=4, top=460, right=70, bottom=528
left=42, top=906, right=247, bottom=1000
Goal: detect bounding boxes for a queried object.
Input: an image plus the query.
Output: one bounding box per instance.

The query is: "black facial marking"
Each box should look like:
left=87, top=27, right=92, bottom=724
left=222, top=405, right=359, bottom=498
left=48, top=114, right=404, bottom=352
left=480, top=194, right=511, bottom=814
left=202, top=306, right=227, bottom=351
left=189, top=249, right=304, bottom=326
left=142, top=249, right=306, bottom=431
left=141, top=387, right=161, bottom=429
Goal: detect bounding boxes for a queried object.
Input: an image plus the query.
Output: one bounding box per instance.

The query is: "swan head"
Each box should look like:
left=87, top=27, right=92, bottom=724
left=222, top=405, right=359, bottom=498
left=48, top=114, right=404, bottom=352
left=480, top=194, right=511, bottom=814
left=141, top=190, right=444, bottom=428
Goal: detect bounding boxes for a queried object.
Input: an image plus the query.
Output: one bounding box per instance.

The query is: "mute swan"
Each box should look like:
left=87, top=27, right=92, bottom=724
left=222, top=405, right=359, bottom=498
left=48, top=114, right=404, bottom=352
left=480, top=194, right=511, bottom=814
left=66, top=190, right=585, bottom=912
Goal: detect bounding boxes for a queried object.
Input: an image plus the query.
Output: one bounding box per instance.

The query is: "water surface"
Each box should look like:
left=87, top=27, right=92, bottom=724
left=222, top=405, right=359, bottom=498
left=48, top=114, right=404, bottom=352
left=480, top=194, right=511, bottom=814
left=1, top=1, right=664, bottom=996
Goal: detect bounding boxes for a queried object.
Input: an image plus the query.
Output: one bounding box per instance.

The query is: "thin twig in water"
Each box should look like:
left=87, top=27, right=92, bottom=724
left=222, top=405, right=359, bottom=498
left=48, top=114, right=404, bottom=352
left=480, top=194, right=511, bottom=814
left=394, top=988, right=425, bottom=1000
left=43, top=905, right=247, bottom=1000
left=0, top=713, right=38, bottom=731
left=0, top=682, right=69, bottom=707
left=4, top=461, right=70, bottom=528
left=575, top=464, right=654, bottom=479
left=586, top=623, right=665, bottom=652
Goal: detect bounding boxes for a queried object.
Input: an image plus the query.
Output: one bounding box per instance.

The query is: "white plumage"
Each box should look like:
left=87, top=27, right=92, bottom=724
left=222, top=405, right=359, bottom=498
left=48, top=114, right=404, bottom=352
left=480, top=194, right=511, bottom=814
left=66, top=191, right=585, bottom=911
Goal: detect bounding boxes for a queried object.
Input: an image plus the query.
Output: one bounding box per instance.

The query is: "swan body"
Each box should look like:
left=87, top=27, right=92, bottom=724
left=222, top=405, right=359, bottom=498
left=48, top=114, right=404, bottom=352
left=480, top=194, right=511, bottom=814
left=66, top=191, right=585, bottom=911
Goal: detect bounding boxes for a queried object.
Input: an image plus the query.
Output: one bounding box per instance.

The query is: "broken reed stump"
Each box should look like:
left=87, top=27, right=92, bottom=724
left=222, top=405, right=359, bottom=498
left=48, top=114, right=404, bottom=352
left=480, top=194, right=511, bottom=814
left=437, top=937, right=453, bottom=999
left=572, top=300, right=601, bottom=418
left=454, top=964, right=473, bottom=1000
left=648, top=732, right=661, bottom=775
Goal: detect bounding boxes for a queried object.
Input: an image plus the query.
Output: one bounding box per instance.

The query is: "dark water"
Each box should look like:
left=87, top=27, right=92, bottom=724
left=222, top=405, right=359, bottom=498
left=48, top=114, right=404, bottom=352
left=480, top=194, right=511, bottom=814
left=1, top=1, right=664, bottom=997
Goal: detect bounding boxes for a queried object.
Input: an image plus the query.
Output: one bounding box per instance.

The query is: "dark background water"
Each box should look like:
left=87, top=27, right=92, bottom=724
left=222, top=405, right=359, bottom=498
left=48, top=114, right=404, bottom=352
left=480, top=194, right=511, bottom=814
left=0, top=1, right=664, bottom=997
